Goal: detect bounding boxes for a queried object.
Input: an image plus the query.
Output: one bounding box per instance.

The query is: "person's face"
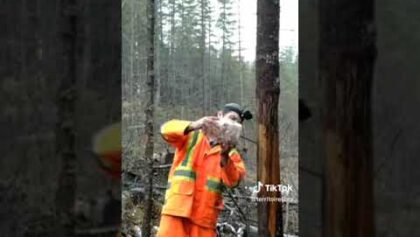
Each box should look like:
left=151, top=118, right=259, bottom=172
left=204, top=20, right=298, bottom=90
left=219, top=111, right=241, bottom=123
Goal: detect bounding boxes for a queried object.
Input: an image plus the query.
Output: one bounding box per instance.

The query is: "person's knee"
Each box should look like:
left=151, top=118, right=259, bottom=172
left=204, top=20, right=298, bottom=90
left=156, top=215, right=186, bottom=237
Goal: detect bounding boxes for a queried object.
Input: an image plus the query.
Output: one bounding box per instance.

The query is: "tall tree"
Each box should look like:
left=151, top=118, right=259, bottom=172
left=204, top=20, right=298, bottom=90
left=155, top=0, right=162, bottom=106
left=255, top=0, right=282, bottom=236
left=168, top=0, right=176, bottom=106
left=319, top=0, right=376, bottom=236
left=237, top=0, right=244, bottom=105
left=142, top=0, right=156, bottom=236
left=207, top=3, right=215, bottom=109
left=200, top=0, right=209, bottom=115
left=217, top=0, right=235, bottom=104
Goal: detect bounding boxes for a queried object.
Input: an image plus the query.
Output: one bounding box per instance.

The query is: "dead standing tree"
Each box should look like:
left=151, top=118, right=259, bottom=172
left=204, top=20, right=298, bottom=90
left=141, top=0, right=156, bottom=235
left=256, top=0, right=282, bottom=236
left=320, top=0, right=376, bottom=236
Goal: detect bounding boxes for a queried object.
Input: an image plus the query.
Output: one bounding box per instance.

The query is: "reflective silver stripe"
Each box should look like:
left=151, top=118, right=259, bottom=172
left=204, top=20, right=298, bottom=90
left=173, top=169, right=196, bottom=180
left=206, top=179, right=223, bottom=193
left=181, top=131, right=199, bottom=167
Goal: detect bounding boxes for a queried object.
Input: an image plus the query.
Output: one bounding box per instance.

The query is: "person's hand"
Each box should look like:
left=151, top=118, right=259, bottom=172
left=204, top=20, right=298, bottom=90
left=221, top=142, right=234, bottom=154
left=189, top=116, right=218, bottom=129
left=220, top=142, right=234, bottom=167
left=189, top=116, right=219, bottom=132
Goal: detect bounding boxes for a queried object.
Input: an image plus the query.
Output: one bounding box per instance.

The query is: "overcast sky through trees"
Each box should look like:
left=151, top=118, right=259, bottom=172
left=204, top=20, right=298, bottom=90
left=209, top=0, right=298, bottom=62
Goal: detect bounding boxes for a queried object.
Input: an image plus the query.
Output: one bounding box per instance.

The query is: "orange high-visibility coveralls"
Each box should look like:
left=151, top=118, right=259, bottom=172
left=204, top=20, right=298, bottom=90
left=156, top=120, right=246, bottom=237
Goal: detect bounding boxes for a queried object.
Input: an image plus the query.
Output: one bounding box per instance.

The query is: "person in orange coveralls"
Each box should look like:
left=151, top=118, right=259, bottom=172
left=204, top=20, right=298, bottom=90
left=156, top=103, right=253, bottom=237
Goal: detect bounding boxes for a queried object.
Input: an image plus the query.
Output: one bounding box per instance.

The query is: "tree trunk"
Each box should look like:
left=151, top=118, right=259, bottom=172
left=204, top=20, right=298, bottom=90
left=169, top=0, right=176, bottom=106
left=141, top=0, right=156, bottom=235
left=130, top=4, right=135, bottom=126
left=207, top=13, right=212, bottom=109
left=155, top=0, right=162, bottom=107
left=54, top=0, right=78, bottom=236
left=319, top=0, right=376, bottom=236
left=256, top=0, right=282, bottom=236
left=237, top=0, right=244, bottom=105
left=200, top=0, right=207, bottom=115
left=220, top=1, right=226, bottom=105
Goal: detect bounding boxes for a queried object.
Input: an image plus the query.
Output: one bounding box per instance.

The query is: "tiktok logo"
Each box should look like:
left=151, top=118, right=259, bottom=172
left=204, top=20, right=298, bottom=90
left=255, top=181, right=264, bottom=192
left=246, top=181, right=293, bottom=196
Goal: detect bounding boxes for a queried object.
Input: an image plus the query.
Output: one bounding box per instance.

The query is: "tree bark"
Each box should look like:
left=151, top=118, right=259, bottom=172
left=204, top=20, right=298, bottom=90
left=319, top=0, right=376, bottom=236
left=169, top=0, right=176, bottom=106
left=200, top=0, right=207, bottom=115
left=237, top=0, right=244, bottom=105
left=141, top=0, right=156, bottom=235
left=256, top=0, right=282, bottom=236
left=207, top=12, right=213, bottom=109
left=220, top=0, right=226, bottom=105
left=155, top=0, right=162, bottom=106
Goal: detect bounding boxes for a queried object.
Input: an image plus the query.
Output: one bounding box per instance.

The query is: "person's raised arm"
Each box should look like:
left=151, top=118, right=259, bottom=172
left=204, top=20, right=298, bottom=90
left=160, top=120, right=191, bottom=149
left=160, top=117, right=218, bottom=148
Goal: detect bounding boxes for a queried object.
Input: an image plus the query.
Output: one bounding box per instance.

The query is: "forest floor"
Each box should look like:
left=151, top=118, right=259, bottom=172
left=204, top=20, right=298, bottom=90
left=121, top=152, right=298, bottom=237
